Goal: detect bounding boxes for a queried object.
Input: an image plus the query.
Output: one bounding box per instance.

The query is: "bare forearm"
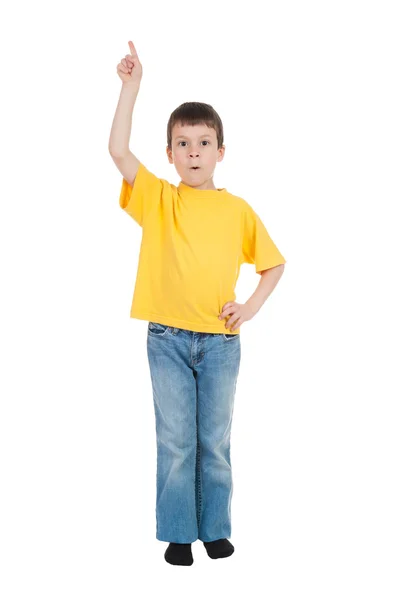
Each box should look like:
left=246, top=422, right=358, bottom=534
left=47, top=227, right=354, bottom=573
left=108, top=83, right=140, bottom=156
left=245, top=265, right=285, bottom=315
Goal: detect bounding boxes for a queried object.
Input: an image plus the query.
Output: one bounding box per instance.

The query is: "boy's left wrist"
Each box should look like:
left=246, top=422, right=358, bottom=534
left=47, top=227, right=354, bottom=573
left=245, top=299, right=258, bottom=318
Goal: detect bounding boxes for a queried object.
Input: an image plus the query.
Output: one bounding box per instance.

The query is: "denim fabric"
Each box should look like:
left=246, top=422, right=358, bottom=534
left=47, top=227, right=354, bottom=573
left=146, top=321, right=241, bottom=543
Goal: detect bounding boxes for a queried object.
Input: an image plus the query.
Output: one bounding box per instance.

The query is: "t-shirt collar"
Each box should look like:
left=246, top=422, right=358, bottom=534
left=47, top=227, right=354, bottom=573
left=177, top=181, right=227, bottom=198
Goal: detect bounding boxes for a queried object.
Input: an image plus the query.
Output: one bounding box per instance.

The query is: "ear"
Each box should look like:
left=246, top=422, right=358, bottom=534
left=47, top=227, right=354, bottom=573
left=166, top=146, right=173, bottom=164
left=217, top=145, right=226, bottom=163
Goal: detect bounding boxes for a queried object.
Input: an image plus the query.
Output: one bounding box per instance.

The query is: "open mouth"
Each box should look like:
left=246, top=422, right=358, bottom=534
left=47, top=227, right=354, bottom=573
left=190, top=167, right=200, bottom=170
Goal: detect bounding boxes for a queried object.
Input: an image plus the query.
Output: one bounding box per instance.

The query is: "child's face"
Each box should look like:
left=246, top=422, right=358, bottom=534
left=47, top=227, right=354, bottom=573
left=167, top=123, right=225, bottom=188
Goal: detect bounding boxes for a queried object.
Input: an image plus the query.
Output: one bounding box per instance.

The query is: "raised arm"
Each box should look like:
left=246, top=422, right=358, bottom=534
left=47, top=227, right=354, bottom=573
left=108, top=41, right=142, bottom=185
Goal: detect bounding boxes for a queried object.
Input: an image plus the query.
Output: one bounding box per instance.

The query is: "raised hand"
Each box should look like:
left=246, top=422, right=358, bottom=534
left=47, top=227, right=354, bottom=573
left=116, top=40, right=143, bottom=86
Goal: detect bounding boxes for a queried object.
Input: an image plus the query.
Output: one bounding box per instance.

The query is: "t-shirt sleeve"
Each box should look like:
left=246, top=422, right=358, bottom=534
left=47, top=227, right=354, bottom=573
left=241, top=204, right=286, bottom=273
left=119, top=162, right=165, bottom=227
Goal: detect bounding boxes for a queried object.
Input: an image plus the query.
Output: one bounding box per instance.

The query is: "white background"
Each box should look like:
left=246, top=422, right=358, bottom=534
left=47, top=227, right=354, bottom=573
left=1, top=0, right=398, bottom=597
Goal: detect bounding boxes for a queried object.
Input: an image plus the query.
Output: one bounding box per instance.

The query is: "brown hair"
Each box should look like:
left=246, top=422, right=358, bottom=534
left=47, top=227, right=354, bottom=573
left=167, top=102, right=224, bottom=150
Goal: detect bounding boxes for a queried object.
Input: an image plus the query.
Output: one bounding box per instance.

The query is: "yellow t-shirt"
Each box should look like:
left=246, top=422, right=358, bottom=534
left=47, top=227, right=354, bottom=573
left=119, top=163, right=286, bottom=334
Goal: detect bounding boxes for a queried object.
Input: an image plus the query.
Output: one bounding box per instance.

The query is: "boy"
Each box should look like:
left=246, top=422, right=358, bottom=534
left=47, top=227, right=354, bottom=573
left=109, top=41, right=286, bottom=566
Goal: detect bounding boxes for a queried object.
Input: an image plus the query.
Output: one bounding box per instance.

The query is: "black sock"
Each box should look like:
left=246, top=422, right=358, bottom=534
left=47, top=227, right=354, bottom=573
left=164, top=543, right=194, bottom=566
left=203, top=538, right=234, bottom=559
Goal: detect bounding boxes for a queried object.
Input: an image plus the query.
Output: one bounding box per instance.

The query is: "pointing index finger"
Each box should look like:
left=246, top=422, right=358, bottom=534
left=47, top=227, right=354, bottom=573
left=128, top=40, right=137, bottom=57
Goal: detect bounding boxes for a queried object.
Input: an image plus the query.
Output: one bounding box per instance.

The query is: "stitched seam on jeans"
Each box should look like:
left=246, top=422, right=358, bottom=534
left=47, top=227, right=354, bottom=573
left=196, top=414, right=202, bottom=528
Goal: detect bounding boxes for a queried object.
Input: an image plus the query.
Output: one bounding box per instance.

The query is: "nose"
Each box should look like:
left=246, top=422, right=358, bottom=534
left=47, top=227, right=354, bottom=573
left=189, top=149, right=200, bottom=157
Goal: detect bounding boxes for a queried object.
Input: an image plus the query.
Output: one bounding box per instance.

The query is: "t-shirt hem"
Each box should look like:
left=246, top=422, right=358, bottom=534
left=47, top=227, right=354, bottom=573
left=255, top=258, right=286, bottom=273
left=129, top=310, right=240, bottom=334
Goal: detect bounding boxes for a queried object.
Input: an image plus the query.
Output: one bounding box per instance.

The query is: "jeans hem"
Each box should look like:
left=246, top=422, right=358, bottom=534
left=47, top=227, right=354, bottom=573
left=156, top=535, right=199, bottom=543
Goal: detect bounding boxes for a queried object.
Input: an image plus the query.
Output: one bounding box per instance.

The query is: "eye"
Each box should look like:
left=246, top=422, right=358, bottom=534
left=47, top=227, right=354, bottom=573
left=177, top=140, right=210, bottom=147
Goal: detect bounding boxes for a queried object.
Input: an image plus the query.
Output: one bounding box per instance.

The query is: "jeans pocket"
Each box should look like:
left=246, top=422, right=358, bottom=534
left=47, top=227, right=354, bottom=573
left=222, top=332, right=240, bottom=341
left=148, top=321, right=170, bottom=337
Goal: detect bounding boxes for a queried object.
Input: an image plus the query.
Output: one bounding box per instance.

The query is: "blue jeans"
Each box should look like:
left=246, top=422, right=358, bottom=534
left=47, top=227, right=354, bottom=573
left=146, top=321, right=241, bottom=543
